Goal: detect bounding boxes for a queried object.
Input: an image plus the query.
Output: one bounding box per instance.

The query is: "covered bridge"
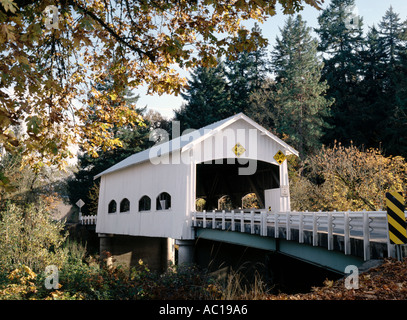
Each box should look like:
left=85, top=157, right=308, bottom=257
left=94, top=113, right=298, bottom=269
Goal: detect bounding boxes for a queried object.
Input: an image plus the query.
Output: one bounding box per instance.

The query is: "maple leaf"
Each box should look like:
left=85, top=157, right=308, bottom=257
left=0, top=0, right=17, bottom=13
left=0, top=24, right=16, bottom=42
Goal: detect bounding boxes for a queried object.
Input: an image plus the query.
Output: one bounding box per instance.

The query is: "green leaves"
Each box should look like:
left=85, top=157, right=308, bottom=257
left=26, top=116, right=41, bottom=135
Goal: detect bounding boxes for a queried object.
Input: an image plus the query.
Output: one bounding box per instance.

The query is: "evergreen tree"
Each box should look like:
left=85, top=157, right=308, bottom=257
left=379, top=6, right=406, bottom=67
left=375, top=7, right=407, bottom=156
left=271, top=15, right=333, bottom=157
left=244, top=78, right=276, bottom=133
left=358, top=25, right=387, bottom=148
left=174, top=62, right=232, bottom=131
left=225, top=23, right=270, bottom=114
left=176, top=24, right=270, bottom=131
left=315, top=0, right=364, bottom=146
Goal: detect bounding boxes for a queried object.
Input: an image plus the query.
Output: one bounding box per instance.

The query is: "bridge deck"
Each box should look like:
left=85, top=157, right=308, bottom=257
left=193, top=210, right=404, bottom=262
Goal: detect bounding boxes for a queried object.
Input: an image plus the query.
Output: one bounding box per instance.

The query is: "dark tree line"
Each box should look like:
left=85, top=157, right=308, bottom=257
left=175, top=0, right=407, bottom=159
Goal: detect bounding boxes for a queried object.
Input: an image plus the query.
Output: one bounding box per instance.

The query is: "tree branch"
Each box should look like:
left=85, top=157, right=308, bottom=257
left=67, top=0, right=156, bottom=62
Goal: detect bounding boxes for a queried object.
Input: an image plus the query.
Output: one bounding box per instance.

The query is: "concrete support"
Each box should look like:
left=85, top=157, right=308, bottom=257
left=98, top=233, right=114, bottom=267
left=167, top=238, right=175, bottom=266
left=176, top=239, right=195, bottom=265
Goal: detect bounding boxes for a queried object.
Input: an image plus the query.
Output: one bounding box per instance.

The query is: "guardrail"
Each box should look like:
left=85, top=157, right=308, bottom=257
left=192, top=210, right=407, bottom=261
left=80, top=215, right=97, bottom=225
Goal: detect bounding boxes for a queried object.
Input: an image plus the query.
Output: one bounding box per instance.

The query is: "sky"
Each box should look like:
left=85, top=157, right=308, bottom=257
left=134, top=0, right=407, bottom=119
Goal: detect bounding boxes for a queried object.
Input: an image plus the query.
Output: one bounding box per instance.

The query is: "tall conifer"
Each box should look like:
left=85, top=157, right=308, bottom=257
left=272, top=15, right=333, bottom=157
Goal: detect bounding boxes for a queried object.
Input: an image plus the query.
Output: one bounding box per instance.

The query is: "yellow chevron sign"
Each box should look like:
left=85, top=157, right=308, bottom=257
left=386, top=192, right=407, bottom=245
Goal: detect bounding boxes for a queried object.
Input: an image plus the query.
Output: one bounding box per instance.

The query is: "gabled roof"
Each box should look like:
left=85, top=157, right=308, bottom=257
left=94, top=113, right=299, bottom=179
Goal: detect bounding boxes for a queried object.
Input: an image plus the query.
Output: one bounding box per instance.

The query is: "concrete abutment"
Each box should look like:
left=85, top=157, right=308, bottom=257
left=98, top=234, right=176, bottom=272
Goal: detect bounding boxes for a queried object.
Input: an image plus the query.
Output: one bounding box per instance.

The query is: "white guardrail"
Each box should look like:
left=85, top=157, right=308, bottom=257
left=80, top=215, right=97, bottom=225
left=192, top=210, right=407, bottom=260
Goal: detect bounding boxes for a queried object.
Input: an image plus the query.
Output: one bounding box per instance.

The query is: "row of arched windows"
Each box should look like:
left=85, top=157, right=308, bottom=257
left=108, top=192, right=171, bottom=214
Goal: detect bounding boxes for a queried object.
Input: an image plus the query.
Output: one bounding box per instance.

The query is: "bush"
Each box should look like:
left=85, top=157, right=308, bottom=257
left=0, top=200, right=224, bottom=300
left=290, top=143, right=407, bottom=211
left=0, top=202, right=68, bottom=273
left=147, top=263, right=223, bottom=300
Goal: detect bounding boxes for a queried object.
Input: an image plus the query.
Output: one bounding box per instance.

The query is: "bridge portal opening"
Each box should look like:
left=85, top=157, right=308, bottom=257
left=195, top=159, right=279, bottom=211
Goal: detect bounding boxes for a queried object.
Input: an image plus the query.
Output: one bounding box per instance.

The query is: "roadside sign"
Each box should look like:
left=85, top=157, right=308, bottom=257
left=274, top=150, right=286, bottom=165
left=76, top=199, right=85, bottom=208
left=386, top=192, right=407, bottom=245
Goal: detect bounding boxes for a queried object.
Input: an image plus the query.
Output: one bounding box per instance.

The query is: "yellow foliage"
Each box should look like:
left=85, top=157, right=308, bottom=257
left=0, top=0, right=321, bottom=172
left=290, top=142, right=407, bottom=211
left=0, top=265, right=37, bottom=299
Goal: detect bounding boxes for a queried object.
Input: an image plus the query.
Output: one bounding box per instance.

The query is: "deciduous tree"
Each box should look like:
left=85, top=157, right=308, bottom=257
left=0, top=0, right=323, bottom=174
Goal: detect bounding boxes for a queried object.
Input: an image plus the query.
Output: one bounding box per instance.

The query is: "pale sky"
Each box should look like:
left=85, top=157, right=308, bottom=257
left=135, top=0, right=407, bottom=119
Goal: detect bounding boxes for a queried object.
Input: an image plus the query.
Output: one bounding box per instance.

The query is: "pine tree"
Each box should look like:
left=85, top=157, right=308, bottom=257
left=315, top=0, right=364, bottom=146
left=379, top=6, right=406, bottom=66
left=358, top=25, right=387, bottom=148
left=225, top=23, right=270, bottom=114
left=272, top=15, right=333, bottom=157
left=174, top=62, right=232, bottom=131
left=375, top=7, right=407, bottom=157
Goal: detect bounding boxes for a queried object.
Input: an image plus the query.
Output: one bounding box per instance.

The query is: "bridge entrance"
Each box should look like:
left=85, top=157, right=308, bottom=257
left=195, top=159, right=279, bottom=211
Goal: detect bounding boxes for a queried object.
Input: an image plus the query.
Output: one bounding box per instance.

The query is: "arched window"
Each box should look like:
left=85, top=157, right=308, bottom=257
left=196, top=198, right=206, bottom=212
left=218, top=195, right=232, bottom=210
left=241, top=193, right=259, bottom=209
left=156, top=192, right=171, bottom=210
left=108, top=200, right=117, bottom=213
left=120, top=198, right=130, bottom=213
left=139, top=195, right=151, bottom=212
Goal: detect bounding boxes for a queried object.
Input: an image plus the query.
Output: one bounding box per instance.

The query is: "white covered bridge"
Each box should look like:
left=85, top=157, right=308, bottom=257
left=91, top=113, right=400, bottom=273
left=94, top=113, right=299, bottom=269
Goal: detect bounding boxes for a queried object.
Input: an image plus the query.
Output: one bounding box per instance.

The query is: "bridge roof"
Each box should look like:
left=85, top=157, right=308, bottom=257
left=94, top=113, right=299, bottom=179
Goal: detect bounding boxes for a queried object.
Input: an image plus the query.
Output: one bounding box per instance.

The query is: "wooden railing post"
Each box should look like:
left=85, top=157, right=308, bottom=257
left=344, top=210, right=350, bottom=255
left=313, top=211, right=319, bottom=246
left=240, top=210, right=244, bottom=233
left=250, top=210, right=255, bottom=234
left=286, top=212, right=291, bottom=240
left=261, top=211, right=267, bottom=236
left=328, top=211, right=334, bottom=250
left=363, top=210, right=370, bottom=261
left=274, top=213, right=279, bottom=238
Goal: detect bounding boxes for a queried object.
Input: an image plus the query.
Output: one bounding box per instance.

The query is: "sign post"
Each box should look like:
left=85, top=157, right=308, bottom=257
left=76, top=199, right=85, bottom=223
left=385, top=192, right=407, bottom=260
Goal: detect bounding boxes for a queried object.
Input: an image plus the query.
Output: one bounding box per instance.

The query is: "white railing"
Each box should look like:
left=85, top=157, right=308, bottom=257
left=192, top=209, right=407, bottom=261
left=80, top=215, right=97, bottom=225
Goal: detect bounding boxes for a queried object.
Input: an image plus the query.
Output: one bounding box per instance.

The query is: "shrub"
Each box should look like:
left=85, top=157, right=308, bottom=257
left=0, top=202, right=68, bottom=272
left=290, top=143, right=407, bottom=211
